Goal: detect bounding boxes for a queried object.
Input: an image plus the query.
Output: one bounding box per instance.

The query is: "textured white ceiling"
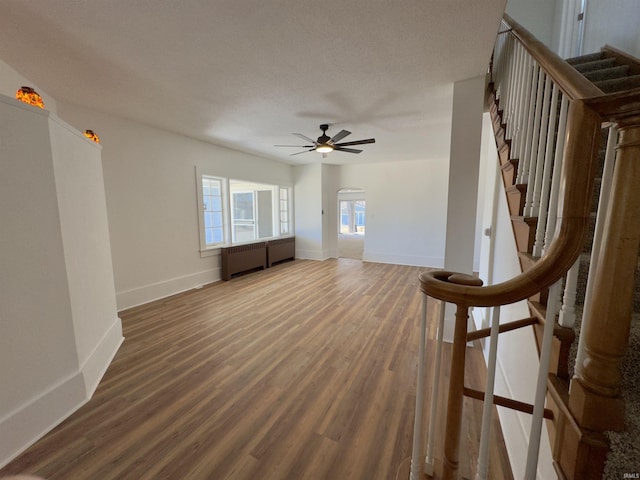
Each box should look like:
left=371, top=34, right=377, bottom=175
left=0, top=0, right=506, bottom=165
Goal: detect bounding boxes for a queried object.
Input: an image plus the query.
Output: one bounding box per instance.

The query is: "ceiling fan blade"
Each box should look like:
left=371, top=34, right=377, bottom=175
left=334, top=147, right=362, bottom=154
left=334, top=138, right=375, bottom=147
left=290, top=147, right=317, bottom=156
left=293, top=133, right=318, bottom=144
left=275, top=144, right=314, bottom=148
left=329, top=129, right=351, bottom=144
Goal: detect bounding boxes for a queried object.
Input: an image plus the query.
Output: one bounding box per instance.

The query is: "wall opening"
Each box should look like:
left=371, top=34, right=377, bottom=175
left=337, top=188, right=365, bottom=260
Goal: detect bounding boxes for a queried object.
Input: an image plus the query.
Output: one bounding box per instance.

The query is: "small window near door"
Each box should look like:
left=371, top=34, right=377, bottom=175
left=340, top=200, right=365, bottom=234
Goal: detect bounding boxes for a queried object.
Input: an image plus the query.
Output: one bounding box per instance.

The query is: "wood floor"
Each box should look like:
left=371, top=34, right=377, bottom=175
left=1, top=259, right=512, bottom=480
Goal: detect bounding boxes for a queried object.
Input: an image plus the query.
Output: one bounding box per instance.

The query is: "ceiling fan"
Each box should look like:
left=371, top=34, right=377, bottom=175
left=276, top=124, right=375, bottom=156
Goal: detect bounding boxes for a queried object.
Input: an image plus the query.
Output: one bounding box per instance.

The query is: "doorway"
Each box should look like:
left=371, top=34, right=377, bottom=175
left=337, top=188, right=365, bottom=260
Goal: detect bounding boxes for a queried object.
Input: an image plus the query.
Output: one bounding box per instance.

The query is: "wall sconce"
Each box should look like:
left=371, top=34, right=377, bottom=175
left=16, top=86, right=45, bottom=109
left=83, top=130, right=100, bottom=144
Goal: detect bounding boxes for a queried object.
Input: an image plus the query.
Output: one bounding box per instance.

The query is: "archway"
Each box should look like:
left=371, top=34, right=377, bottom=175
left=337, top=188, right=365, bottom=260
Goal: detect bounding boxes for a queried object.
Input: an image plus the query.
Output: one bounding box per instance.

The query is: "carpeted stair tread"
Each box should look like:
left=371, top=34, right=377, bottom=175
left=603, top=313, right=640, bottom=479
left=573, top=57, right=617, bottom=73
left=566, top=51, right=605, bottom=65
left=595, top=74, right=640, bottom=94
left=583, top=65, right=630, bottom=82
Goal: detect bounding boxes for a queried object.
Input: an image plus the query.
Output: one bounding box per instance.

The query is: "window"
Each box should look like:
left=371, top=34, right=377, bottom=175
left=279, top=187, right=290, bottom=235
left=196, top=169, right=292, bottom=254
left=229, top=180, right=277, bottom=243
left=202, top=176, right=225, bottom=247
left=340, top=199, right=365, bottom=234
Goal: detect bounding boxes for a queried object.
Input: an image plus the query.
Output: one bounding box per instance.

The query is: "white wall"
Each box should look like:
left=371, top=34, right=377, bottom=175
left=48, top=119, right=122, bottom=395
left=0, top=99, right=80, bottom=462
left=0, top=94, right=121, bottom=468
left=444, top=75, right=485, bottom=276
left=506, top=0, right=558, bottom=48
left=322, top=164, right=340, bottom=259
left=294, top=163, right=325, bottom=260
left=582, top=0, right=640, bottom=57
left=58, top=102, right=293, bottom=310
left=337, top=159, right=448, bottom=267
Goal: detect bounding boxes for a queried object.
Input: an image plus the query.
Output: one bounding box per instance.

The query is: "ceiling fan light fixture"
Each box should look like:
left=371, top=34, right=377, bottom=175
left=316, top=144, right=333, bottom=153
left=276, top=124, right=374, bottom=157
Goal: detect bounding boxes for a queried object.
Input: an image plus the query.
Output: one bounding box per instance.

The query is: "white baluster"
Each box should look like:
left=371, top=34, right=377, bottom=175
left=559, top=259, right=580, bottom=328
left=517, top=56, right=535, bottom=167
left=506, top=43, right=524, bottom=143
left=543, top=96, right=569, bottom=254
left=524, top=280, right=563, bottom=480
left=494, top=33, right=506, bottom=100
left=517, top=63, right=540, bottom=185
left=513, top=43, right=529, bottom=154
left=512, top=46, right=529, bottom=159
left=527, top=74, right=553, bottom=217
left=575, top=126, right=619, bottom=376
left=475, top=306, right=501, bottom=480
left=410, top=294, right=429, bottom=480
left=424, top=300, right=446, bottom=476
left=502, top=36, right=515, bottom=128
left=524, top=69, right=547, bottom=214
left=533, top=83, right=560, bottom=257
left=499, top=32, right=511, bottom=100
left=507, top=36, right=519, bottom=125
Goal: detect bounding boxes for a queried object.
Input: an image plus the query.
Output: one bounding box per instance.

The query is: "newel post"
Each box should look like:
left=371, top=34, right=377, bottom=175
left=569, top=115, right=640, bottom=431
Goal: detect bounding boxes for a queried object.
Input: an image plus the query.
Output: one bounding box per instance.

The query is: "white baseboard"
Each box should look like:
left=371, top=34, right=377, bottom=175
left=295, top=249, right=329, bottom=261
left=80, top=317, right=124, bottom=397
left=0, top=317, right=123, bottom=469
left=0, top=372, right=86, bottom=469
left=116, top=269, right=220, bottom=311
left=362, top=251, right=444, bottom=267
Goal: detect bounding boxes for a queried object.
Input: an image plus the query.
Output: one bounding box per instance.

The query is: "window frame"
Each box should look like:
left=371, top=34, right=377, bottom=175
left=197, top=173, right=228, bottom=254
left=279, top=186, right=291, bottom=236
left=196, top=167, right=293, bottom=257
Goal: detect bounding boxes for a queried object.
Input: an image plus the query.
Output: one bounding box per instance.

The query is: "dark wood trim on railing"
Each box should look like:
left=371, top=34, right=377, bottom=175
left=584, top=90, right=640, bottom=121
left=466, top=316, right=537, bottom=342
left=463, top=387, right=554, bottom=420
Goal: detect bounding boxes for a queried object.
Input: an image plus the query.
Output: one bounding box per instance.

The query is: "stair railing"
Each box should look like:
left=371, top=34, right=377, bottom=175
left=410, top=13, right=640, bottom=480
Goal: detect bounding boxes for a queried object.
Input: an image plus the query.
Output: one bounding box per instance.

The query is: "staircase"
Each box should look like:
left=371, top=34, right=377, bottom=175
left=499, top=120, right=640, bottom=479
left=490, top=46, right=640, bottom=479
left=567, top=47, right=640, bottom=94
left=410, top=13, right=640, bottom=480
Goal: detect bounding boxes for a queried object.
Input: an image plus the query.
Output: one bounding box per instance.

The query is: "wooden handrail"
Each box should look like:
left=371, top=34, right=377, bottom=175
left=584, top=89, right=640, bottom=121
left=420, top=100, right=602, bottom=307
left=502, top=14, right=603, bottom=101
